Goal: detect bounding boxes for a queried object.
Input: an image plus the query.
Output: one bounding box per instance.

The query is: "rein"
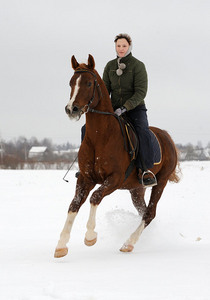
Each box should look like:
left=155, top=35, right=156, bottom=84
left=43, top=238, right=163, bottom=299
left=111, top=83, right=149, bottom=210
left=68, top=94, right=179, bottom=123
left=74, top=69, right=129, bottom=152
left=74, top=69, right=128, bottom=151
left=88, top=108, right=128, bottom=153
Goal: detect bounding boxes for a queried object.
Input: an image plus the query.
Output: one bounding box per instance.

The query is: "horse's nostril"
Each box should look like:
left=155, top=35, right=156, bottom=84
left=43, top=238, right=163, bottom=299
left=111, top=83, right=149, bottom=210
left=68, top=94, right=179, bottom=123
left=73, top=106, right=78, bottom=112
left=65, top=106, right=70, bottom=114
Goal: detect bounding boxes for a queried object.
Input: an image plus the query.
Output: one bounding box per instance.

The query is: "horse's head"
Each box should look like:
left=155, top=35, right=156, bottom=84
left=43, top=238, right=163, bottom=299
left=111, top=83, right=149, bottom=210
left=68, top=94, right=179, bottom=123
left=65, top=54, right=100, bottom=119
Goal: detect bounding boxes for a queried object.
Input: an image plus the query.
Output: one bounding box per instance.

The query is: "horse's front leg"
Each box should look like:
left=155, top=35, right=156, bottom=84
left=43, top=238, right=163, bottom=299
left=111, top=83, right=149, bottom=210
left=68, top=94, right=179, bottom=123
left=84, top=175, right=122, bottom=246
left=54, top=211, right=77, bottom=258
left=84, top=204, right=98, bottom=246
left=54, top=178, right=95, bottom=258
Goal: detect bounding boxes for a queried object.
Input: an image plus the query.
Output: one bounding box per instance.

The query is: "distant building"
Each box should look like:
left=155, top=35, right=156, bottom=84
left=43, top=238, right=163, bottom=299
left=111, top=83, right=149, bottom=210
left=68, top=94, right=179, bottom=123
left=28, top=146, right=49, bottom=161
left=53, top=148, right=79, bottom=157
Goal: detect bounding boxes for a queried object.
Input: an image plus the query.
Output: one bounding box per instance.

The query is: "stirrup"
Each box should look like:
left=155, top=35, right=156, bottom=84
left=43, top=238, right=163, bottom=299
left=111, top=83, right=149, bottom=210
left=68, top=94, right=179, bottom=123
left=141, top=170, right=157, bottom=188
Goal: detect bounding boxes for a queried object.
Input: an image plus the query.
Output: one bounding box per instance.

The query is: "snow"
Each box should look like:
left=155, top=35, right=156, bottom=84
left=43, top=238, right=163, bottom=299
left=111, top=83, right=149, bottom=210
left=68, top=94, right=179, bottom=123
left=0, top=161, right=210, bottom=300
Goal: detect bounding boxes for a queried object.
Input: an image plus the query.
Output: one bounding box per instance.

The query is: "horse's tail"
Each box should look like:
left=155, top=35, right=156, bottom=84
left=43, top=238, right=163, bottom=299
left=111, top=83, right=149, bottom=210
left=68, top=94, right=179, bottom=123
left=169, top=141, right=181, bottom=183
left=169, top=161, right=181, bottom=183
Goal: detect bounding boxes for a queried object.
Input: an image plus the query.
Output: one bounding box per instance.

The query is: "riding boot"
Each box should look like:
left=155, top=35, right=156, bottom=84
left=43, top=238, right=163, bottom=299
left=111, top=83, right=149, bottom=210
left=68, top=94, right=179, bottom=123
left=138, top=169, right=157, bottom=188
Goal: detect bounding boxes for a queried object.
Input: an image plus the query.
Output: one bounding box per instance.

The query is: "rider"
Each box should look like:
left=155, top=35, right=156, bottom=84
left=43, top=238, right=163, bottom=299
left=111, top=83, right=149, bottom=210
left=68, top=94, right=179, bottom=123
left=102, top=33, right=157, bottom=187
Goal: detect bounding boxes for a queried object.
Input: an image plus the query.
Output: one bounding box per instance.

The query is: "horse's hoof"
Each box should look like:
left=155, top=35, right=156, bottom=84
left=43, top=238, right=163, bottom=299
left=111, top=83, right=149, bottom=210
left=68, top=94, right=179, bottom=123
left=120, top=244, right=134, bottom=252
left=54, top=247, right=68, bottom=258
left=84, top=237, right=97, bottom=247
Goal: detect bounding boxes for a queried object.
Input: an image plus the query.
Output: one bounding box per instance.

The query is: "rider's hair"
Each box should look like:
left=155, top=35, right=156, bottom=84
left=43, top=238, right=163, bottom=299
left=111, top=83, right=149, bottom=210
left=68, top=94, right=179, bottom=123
left=114, top=33, right=132, bottom=45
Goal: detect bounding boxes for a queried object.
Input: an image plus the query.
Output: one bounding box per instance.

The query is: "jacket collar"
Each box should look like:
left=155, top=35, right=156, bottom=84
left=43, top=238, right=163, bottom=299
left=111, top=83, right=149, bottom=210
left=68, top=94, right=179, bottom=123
left=117, top=52, right=132, bottom=63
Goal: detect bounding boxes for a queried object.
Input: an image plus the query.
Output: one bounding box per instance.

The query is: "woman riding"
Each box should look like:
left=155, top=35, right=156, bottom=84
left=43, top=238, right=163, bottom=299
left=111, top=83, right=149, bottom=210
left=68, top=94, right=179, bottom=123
left=102, top=33, right=156, bottom=187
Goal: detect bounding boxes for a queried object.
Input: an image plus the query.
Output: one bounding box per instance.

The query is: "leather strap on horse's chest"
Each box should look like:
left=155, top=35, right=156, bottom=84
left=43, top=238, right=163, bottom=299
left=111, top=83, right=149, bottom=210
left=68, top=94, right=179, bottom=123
left=124, top=123, right=136, bottom=160
left=123, top=119, right=139, bottom=181
left=124, top=159, right=136, bottom=182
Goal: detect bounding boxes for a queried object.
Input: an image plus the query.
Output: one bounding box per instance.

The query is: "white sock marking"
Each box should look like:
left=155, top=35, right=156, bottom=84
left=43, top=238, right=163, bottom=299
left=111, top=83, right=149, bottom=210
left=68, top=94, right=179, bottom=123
left=85, top=205, right=98, bottom=241
left=125, top=220, right=145, bottom=246
left=56, top=212, right=77, bottom=249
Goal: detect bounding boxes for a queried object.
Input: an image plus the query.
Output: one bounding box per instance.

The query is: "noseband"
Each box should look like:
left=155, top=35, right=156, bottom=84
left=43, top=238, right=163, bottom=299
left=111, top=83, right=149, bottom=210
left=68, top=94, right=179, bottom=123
left=74, top=69, right=102, bottom=112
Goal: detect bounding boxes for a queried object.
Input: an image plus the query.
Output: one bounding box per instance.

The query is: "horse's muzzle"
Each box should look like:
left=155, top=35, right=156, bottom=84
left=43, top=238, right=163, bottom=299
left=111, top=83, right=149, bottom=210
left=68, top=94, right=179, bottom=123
left=65, top=104, right=81, bottom=120
left=65, top=105, right=70, bottom=115
left=65, top=105, right=79, bottom=115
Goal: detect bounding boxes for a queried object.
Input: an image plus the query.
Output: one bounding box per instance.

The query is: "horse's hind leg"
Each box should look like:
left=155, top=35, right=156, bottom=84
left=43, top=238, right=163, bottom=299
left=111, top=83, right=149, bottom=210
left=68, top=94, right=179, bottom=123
left=120, top=180, right=167, bottom=252
left=54, top=178, right=95, bottom=258
left=130, top=187, right=146, bottom=216
left=142, top=180, right=167, bottom=227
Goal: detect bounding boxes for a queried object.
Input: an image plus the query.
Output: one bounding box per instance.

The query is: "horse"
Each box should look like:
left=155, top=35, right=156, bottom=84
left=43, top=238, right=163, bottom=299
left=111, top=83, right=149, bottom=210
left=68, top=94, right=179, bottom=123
left=54, top=54, right=180, bottom=258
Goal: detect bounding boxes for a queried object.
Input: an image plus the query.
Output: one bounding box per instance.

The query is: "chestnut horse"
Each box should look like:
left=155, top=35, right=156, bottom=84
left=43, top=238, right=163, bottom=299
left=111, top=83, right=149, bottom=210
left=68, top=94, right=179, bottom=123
left=54, top=54, right=180, bottom=258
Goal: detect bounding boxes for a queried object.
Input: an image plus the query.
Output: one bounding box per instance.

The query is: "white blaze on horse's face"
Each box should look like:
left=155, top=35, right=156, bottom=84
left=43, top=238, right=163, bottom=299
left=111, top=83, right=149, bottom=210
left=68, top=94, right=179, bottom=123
left=67, top=75, right=81, bottom=112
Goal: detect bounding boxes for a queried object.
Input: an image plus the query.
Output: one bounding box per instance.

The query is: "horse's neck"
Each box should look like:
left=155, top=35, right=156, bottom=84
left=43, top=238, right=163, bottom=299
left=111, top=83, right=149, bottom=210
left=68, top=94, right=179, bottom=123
left=85, top=112, right=117, bottom=145
left=89, top=75, right=114, bottom=113
left=97, top=76, right=113, bottom=112
left=85, top=83, right=117, bottom=141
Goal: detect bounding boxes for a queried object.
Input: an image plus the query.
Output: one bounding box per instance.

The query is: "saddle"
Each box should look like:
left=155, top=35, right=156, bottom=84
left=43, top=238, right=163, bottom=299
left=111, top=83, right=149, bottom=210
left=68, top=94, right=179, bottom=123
left=120, top=116, right=161, bottom=181
left=121, top=117, right=139, bottom=161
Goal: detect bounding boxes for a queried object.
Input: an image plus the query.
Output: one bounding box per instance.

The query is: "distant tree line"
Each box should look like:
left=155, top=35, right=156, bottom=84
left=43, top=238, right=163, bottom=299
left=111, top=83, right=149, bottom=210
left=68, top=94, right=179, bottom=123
left=177, top=142, right=210, bottom=161
left=0, top=136, right=210, bottom=169
left=0, top=136, right=78, bottom=169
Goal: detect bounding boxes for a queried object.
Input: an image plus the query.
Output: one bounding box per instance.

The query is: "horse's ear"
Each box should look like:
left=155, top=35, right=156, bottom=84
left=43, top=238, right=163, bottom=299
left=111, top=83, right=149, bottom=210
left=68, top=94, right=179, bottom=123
left=87, top=54, right=95, bottom=70
left=71, top=55, right=79, bottom=70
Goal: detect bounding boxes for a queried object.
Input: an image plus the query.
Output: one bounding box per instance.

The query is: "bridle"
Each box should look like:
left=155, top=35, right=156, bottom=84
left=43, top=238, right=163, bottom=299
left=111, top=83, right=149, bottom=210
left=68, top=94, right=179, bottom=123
left=74, top=69, right=102, bottom=113
left=64, top=68, right=135, bottom=182
left=74, top=68, right=127, bottom=134
left=74, top=69, right=120, bottom=118
left=74, top=68, right=129, bottom=151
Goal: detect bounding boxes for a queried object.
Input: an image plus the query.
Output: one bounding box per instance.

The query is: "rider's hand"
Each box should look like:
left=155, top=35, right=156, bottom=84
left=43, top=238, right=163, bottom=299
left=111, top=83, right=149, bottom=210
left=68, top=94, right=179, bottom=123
left=114, top=106, right=127, bottom=116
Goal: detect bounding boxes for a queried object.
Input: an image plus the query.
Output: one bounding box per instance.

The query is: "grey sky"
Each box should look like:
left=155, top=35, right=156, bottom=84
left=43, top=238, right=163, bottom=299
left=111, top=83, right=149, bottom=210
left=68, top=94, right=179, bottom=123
left=0, top=0, right=210, bottom=146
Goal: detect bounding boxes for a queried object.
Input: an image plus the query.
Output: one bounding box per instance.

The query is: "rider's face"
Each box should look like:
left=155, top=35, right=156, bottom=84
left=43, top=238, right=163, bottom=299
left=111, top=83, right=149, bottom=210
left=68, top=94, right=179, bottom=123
left=115, top=38, right=130, bottom=58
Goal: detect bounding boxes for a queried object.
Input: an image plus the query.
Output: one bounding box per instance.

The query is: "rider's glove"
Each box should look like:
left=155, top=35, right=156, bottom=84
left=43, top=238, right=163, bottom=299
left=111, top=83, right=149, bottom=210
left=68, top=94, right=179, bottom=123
left=114, top=106, right=127, bottom=116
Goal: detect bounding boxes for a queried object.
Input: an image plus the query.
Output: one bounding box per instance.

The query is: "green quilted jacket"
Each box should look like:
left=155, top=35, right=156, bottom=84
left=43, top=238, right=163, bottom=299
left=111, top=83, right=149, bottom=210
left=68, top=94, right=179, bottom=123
left=102, top=53, right=148, bottom=111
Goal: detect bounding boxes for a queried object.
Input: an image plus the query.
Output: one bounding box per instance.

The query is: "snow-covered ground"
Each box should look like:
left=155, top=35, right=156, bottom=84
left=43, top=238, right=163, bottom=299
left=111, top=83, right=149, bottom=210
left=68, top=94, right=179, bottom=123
left=0, top=161, right=210, bottom=300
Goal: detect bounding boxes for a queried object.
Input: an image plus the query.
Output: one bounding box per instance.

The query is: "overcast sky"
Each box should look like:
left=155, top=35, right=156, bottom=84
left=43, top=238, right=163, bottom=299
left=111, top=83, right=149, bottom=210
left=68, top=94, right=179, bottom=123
left=0, top=0, right=210, bottom=146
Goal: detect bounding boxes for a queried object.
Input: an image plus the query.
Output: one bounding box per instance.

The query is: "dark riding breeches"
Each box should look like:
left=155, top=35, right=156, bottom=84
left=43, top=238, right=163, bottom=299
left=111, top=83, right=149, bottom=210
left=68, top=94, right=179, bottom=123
left=126, top=105, right=154, bottom=170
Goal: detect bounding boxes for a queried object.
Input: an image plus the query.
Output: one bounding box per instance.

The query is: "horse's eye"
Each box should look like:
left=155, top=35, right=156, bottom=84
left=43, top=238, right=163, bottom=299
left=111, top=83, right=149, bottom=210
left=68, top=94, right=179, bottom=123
left=87, top=82, right=92, bottom=87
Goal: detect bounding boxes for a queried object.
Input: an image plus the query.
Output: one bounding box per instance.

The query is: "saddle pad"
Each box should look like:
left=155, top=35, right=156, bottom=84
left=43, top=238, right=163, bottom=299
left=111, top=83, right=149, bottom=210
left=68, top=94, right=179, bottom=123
left=149, top=129, right=162, bottom=165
